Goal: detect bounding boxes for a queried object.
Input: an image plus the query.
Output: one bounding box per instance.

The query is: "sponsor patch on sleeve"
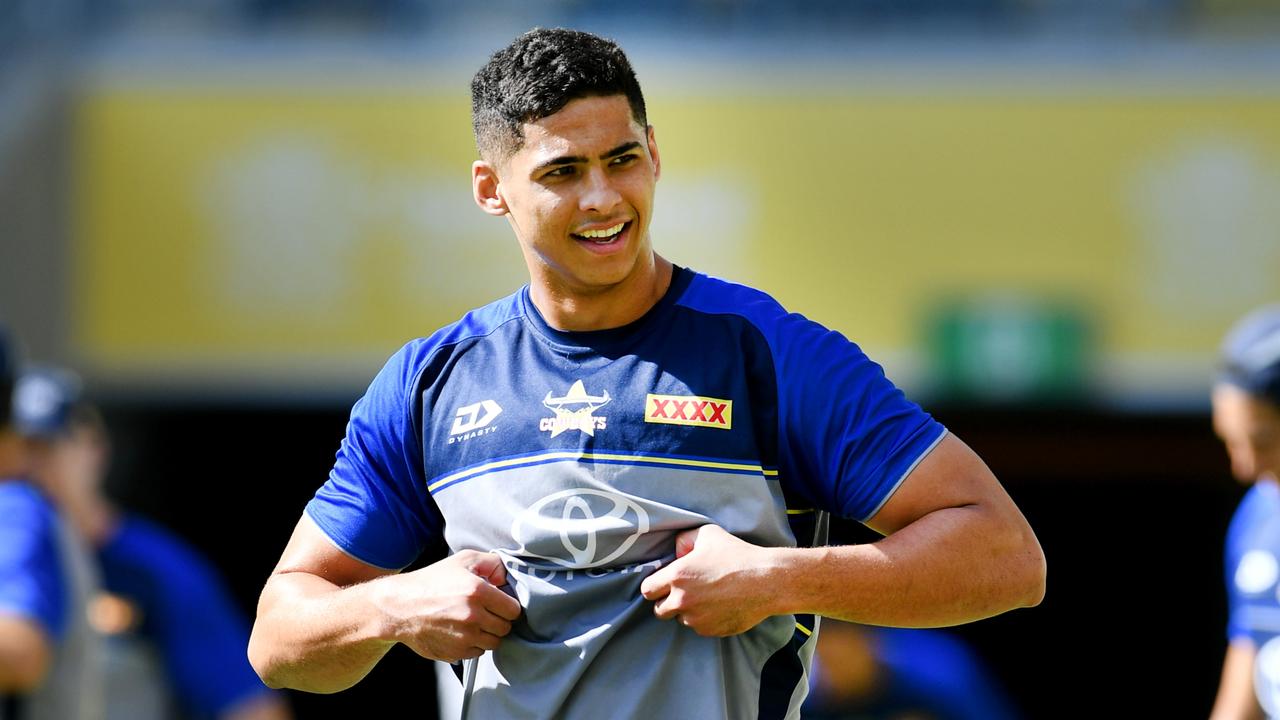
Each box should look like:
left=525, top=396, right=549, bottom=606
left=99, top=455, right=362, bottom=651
left=644, top=394, right=732, bottom=430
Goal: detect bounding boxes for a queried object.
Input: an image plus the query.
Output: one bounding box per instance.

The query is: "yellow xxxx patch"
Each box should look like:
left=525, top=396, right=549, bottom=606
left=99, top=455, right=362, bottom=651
left=644, top=394, right=732, bottom=430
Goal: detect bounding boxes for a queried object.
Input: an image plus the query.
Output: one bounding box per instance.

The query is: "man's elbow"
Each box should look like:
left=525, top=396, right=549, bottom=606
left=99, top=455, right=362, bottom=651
left=247, top=626, right=286, bottom=690
left=1011, top=529, right=1047, bottom=609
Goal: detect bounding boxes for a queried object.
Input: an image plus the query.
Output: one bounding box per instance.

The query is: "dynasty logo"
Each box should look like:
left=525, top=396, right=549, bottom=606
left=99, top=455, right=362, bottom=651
left=540, top=380, right=610, bottom=437
left=645, top=394, right=732, bottom=430
left=448, top=399, right=503, bottom=444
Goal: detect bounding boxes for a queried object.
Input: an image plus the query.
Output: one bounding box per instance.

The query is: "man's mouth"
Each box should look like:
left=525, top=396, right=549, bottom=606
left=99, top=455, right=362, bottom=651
left=572, top=221, right=630, bottom=245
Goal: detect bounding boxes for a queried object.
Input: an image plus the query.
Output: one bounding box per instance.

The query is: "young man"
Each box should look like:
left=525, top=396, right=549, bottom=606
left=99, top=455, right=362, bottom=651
left=248, top=28, right=1046, bottom=719
left=1211, top=306, right=1280, bottom=720
left=0, top=333, right=103, bottom=720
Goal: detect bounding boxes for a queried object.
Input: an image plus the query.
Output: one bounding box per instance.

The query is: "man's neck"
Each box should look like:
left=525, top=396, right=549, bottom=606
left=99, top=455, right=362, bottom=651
left=530, top=254, right=674, bottom=332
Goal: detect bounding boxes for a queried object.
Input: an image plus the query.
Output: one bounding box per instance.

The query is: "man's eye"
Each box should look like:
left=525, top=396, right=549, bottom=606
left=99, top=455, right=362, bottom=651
left=545, top=166, right=575, bottom=178
left=611, top=154, right=638, bottom=166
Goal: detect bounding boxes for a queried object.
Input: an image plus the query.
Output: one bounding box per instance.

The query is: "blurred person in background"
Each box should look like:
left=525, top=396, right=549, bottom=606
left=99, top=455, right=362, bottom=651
left=801, top=620, right=1018, bottom=720
left=14, top=367, right=291, bottom=720
left=0, top=331, right=103, bottom=720
left=1212, top=306, right=1280, bottom=719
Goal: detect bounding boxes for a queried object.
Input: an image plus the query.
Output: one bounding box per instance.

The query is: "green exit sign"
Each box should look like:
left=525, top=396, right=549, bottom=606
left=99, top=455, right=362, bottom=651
left=926, top=296, right=1093, bottom=404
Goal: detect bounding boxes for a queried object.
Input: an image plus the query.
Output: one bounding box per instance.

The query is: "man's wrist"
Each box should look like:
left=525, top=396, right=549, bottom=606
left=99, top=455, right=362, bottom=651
left=361, top=575, right=407, bottom=646
left=762, top=545, right=834, bottom=619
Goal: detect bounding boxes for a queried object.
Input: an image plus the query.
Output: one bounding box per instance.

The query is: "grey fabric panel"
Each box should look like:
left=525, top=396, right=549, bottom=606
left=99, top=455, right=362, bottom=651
left=435, top=460, right=802, bottom=719
left=23, top=515, right=103, bottom=720
left=101, top=637, right=172, bottom=720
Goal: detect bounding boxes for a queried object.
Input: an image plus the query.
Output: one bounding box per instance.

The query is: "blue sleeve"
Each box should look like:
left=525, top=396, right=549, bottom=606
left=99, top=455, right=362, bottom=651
left=769, top=312, right=947, bottom=522
left=306, top=341, right=439, bottom=570
left=1225, top=488, right=1263, bottom=641
left=0, top=483, right=66, bottom=639
left=98, top=516, right=272, bottom=717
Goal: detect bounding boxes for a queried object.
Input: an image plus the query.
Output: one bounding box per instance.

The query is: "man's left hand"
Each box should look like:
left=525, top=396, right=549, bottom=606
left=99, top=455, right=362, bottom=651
left=639, top=525, right=780, bottom=637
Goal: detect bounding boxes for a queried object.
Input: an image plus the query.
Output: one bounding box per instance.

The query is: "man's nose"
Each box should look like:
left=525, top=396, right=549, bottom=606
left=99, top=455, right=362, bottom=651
left=579, top=166, right=621, bottom=214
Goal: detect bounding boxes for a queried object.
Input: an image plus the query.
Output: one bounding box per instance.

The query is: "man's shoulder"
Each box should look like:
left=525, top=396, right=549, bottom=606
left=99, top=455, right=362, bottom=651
left=677, top=271, right=788, bottom=324
left=0, top=479, right=59, bottom=571
left=677, top=270, right=840, bottom=352
left=0, top=478, right=54, bottom=522
left=1231, top=480, right=1280, bottom=533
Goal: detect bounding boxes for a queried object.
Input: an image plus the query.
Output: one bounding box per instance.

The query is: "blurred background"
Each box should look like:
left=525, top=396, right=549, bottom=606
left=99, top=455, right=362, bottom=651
left=3, top=0, right=1280, bottom=717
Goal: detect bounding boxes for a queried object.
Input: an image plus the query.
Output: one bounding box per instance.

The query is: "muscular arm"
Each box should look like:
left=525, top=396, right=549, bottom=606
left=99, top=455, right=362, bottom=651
left=641, top=433, right=1045, bottom=634
left=1211, top=640, right=1264, bottom=720
left=247, top=515, right=520, bottom=694
left=0, top=614, right=51, bottom=691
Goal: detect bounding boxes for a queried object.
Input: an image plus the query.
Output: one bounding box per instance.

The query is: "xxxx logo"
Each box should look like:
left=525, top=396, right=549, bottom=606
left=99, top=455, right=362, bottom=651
left=644, top=394, right=732, bottom=430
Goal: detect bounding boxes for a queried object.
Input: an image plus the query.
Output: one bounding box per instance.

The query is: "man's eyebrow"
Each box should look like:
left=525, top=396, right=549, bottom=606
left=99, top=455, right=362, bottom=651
left=601, top=141, right=643, bottom=159
left=532, top=141, right=644, bottom=175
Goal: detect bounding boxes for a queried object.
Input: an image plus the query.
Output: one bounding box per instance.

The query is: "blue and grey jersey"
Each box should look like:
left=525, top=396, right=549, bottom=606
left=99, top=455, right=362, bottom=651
left=0, top=479, right=103, bottom=720
left=1226, top=479, right=1280, bottom=717
left=307, top=267, right=946, bottom=720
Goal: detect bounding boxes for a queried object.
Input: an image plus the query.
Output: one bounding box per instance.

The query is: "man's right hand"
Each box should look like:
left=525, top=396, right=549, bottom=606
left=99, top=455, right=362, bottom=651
left=249, top=517, right=523, bottom=693
left=374, top=551, right=522, bottom=663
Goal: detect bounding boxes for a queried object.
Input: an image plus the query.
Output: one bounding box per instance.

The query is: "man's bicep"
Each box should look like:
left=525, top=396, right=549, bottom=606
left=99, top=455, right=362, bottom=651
left=271, top=514, right=396, bottom=588
left=864, top=433, right=1016, bottom=536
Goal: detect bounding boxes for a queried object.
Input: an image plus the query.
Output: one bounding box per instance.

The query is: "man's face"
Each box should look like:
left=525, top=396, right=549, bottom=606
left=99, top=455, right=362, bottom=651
left=473, top=94, right=660, bottom=299
left=1213, top=383, right=1280, bottom=484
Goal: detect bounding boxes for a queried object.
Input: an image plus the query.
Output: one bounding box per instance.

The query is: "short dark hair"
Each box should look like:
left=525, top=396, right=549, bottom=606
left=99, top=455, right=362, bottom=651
left=471, top=28, right=648, bottom=162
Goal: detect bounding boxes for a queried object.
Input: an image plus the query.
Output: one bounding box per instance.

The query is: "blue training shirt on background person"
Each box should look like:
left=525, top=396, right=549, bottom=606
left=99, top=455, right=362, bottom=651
left=95, top=514, right=277, bottom=719
left=1225, top=479, right=1280, bottom=716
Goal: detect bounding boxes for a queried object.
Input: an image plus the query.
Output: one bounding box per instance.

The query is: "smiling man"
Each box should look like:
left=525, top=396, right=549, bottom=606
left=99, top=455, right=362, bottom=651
left=247, top=28, right=1046, bottom=720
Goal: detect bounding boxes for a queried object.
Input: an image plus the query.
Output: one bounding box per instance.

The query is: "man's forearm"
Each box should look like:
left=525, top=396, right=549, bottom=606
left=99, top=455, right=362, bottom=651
left=248, top=572, right=395, bottom=694
left=0, top=616, right=52, bottom=691
left=769, top=504, right=1045, bottom=627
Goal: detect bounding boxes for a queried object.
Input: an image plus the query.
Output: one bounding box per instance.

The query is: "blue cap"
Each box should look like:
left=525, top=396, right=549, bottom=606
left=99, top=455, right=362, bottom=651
left=12, top=367, right=83, bottom=439
left=1220, top=305, right=1280, bottom=406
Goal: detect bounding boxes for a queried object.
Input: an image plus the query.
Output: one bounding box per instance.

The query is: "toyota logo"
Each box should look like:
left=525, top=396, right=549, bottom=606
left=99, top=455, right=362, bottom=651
left=510, top=489, right=650, bottom=569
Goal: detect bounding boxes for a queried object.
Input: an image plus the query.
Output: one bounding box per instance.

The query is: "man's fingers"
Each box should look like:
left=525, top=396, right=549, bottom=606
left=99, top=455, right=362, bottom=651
left=476, top=581, right=522, bottom=621
left=652, top=589, right=684, bottom=620
left=465, top=551, right=508, bottom=586
left=640, top=566, right=672, bottom=600
left=473, top=630, right=504, bottom=652
left=473, top=609, right=514, bottom=638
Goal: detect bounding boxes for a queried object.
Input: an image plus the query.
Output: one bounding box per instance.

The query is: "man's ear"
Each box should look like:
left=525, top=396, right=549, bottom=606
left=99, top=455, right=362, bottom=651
left=472, top=160, right=508, bottom=216
left=647, top=125, right=661, bottom=182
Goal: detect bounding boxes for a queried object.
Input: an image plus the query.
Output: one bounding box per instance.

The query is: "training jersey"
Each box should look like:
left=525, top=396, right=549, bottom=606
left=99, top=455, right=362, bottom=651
left=0, top=479, right=103, bottom=720
left=1226, top=479, right=1280, bottom=717
left=307, top=267, right=947, bottom=720
left=95, top=515, right=277, bottom=720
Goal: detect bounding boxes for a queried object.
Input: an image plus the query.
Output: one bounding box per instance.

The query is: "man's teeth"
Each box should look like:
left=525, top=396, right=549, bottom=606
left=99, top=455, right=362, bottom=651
left=578, top=223, right=625, bottom=240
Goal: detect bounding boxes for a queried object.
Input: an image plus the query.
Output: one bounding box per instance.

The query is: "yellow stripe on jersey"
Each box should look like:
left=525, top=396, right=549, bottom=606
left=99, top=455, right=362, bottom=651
left=428, top=450, right=776, bottom=493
